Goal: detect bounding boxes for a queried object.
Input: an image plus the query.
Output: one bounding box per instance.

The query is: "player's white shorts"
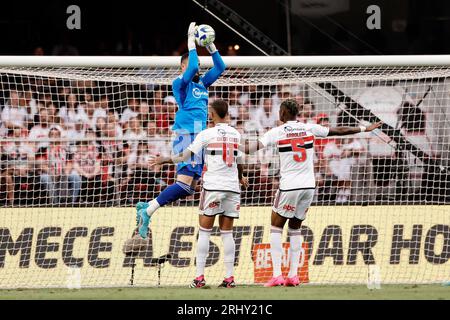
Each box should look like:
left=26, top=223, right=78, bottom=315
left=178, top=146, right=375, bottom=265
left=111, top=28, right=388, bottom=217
left=272, top=188, right=315, bottom=220
left=199, top=189, right=240, bottom=218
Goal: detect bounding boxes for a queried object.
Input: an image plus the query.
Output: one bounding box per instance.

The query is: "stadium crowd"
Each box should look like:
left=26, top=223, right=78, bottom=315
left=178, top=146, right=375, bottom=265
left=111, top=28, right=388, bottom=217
left=0, top=80, right=443, bottom=207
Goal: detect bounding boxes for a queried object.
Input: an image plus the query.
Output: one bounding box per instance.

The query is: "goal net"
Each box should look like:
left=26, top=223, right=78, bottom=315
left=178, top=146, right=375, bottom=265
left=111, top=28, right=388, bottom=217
left=0, top=56, right=448, bottom=288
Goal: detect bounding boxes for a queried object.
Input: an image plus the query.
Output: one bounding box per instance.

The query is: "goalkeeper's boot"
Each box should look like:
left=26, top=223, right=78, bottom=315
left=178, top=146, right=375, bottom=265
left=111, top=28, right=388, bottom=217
left=138, top=206, right=151, bottom=239
left=218, top=276, right=236, bottom=288
left=189, top=275, right=206, bottom=288
left=136, top=202, right=149, bottom=226
left=284, top=275, right=300, bottom=287
left=264, top=275, right=285, bottom=287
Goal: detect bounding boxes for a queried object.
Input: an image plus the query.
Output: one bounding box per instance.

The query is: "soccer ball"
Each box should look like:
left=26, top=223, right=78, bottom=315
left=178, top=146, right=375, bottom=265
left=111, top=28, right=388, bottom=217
left=195, top=24, right=215, bottom=47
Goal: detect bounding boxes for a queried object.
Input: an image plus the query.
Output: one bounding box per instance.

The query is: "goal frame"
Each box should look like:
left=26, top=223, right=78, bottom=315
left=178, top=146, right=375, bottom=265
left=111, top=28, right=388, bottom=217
left=0, top=55, right=448, bottom=288
left=0, top=54, right=450, bottom=68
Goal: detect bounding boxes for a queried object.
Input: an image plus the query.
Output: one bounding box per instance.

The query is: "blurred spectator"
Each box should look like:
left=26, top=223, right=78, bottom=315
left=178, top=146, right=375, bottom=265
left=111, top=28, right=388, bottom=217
left=84, top=128, right=99, bottom=149
left=1, top=90, right=28, bottom=130
left=3, top=128, right=36, bottom=205
left=59, top=87, right=72, bottom=103
left=323, top=137, right=364, bottom=203
left=147, top=121, right=171, bottom=157
left=155, top=96, right=176, bottom=130
left=250, top=94, right=278, bottom=132
left=138, top=100, right=152, bottom=129
left=297, top=99, right=316, bottom=124
left=33, top=46, right=45, bottom=55
left=126, top=140, right=162, bottom=203
left=101, top=122, right=125, bottom=180
left=294, top=93, right=305, bottom=107
left=314, top=113, right=334, bottom=157
left=120, top=98, right=140, bottom=129
left=0, top=140, right=14, bottom=205
left=22, top=89, right=38, bottom=128
left=39, top=127, right=81, bottom=204
left=272, top=84, right=302, bottom=107
left=107, top=110, right=123, bottom=138
left=98, top=145, right=117, bottom=206
left=93, top=96, right=110, bottom=124
left=46, top=103, right=62, bottom=128
left=227, top=89, right=242, bottom=126
left=123, top=116, right=146, bottom=152
left=65, top=115, right=86, bottom=142
left=95, top=117, right=108, bottom=137
left=29, top=108, right=52, bottom=150
left=72, top=140, right=102, bottom=204
left=59, top=93, right=80, bottom=129
left=152, top=89, right=164, bottom=117
left=82, top=101, right=97, bottom=130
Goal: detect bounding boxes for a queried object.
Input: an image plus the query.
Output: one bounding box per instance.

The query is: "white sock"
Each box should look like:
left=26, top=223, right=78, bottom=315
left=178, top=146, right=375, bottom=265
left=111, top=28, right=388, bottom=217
left=146, top=199, right=160, bottom=217
left=220, top=230, right=235, bottom=278
left=270, top=226, right=283, bottom=278
left=288, top=228, right=303, bottom=278
left=196, top=227, right=211, bottom=277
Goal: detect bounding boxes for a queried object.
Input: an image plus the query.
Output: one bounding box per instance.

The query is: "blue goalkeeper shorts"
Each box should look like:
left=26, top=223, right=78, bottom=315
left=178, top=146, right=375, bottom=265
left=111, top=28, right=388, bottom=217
left=172, top=133, right=204, bottom=180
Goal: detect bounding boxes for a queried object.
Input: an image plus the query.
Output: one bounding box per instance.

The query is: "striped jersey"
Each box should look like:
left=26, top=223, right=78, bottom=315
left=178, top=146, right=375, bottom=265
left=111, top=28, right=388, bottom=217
left=259, top=120, right=329, bottom=190
left=188, top=123, right=242, bottom=193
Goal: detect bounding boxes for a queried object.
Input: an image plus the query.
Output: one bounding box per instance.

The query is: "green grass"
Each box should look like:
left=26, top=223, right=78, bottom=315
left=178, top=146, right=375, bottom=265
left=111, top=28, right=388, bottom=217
left=0, top=285, right=448, bottom=300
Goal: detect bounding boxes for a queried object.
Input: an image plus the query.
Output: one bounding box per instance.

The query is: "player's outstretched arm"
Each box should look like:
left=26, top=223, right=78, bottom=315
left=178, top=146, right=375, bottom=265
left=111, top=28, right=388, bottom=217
left=149, top=131, right=207, bottom=166
left=181, top=22, right=200, bottom=84
left=201, top=41, right=226, bottom=88
left=328, top=121, right=382, bottom=136
left=241, top=139, right=265, bottom=154
left=148, top=149, right=194, bottom=166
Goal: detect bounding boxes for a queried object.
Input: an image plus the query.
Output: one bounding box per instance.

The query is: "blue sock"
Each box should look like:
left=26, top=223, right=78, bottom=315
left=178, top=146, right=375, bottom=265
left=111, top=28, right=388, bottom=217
left=156, top=181, right=195, bottom=207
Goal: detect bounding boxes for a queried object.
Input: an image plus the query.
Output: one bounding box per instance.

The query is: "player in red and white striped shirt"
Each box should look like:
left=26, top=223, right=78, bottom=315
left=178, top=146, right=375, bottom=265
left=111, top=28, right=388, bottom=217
left=149, top=100, right=248, bottom=288
left=245, top=99, right=381, bottom=287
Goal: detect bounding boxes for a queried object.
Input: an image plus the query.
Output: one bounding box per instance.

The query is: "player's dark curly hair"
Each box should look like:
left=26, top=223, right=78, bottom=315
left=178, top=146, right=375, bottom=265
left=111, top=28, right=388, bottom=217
left=210, top=99, right=228, bottom=118
left=280, top=99, right=299, bottom=117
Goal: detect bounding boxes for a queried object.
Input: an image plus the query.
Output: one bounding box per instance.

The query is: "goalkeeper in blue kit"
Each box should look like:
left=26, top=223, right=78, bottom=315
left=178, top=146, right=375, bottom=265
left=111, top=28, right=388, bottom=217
left=136, top=22, right=226, bottom=239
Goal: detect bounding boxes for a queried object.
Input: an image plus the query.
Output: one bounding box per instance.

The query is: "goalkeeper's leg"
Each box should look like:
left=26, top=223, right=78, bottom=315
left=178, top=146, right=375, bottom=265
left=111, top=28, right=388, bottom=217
left=137, top=169, right=198, bottom=239
left=137, top=133, right=204, bottom=238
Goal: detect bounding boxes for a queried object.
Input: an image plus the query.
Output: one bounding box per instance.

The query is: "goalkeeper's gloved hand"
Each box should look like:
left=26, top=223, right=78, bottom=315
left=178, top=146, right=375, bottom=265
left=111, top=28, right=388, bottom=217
left=206, top=43, right=217, bottom=54
left=187, top=22, right=197, bottom=50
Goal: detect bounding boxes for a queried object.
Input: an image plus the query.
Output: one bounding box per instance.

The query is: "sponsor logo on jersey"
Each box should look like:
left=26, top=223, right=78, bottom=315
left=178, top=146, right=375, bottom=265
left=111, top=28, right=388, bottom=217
left=218, top=128, right=226, bottom=136
left=283, top=204, right=296, bottom=212
left=283, top=125, right=305, bottom=133
left=192, top=88, right=209, bottom=99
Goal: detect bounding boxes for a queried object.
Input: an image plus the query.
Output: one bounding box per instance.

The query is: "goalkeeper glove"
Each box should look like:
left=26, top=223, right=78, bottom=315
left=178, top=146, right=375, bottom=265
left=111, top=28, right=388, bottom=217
left=187, top=22, right=197, bottom=50
left=206, top=43, right=217, bottom=54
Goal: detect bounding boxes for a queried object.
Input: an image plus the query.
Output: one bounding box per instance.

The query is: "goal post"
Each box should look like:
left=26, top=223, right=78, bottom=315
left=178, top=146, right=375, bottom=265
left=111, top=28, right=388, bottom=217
left=0, top=55, right=448, bottom=288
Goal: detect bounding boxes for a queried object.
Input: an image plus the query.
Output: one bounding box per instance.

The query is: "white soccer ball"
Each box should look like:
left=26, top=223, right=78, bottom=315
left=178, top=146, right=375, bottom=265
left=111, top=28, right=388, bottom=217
left=195, top=24, right=215, bottom=47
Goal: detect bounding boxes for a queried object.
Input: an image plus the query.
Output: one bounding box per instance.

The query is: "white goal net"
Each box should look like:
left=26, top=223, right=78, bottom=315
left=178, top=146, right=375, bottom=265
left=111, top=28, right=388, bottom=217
left=0, top=56, right=448, bottom=288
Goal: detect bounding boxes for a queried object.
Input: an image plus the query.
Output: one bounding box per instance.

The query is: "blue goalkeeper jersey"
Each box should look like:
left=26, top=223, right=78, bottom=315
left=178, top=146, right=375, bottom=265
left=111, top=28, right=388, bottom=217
left=172, top=49, right=225, bottom=134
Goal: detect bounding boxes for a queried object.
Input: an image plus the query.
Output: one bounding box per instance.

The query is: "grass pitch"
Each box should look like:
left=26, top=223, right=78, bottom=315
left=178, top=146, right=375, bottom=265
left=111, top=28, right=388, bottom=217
left=0, top=284, right=448, bottom=300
